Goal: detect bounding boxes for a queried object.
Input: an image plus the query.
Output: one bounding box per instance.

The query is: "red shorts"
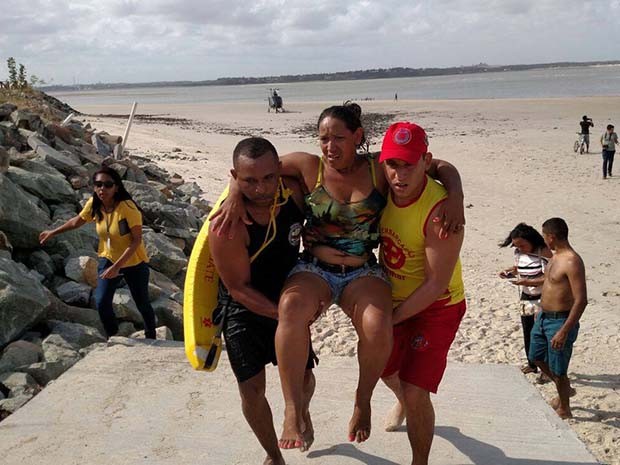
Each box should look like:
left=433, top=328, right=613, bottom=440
left=382, top=300, right=466, bottom=393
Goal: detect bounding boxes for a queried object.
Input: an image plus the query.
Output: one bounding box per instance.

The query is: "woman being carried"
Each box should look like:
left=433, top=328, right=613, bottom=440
left=499, top=223, right=552, bottom=374
left=214, top=102, right=464, bottom=449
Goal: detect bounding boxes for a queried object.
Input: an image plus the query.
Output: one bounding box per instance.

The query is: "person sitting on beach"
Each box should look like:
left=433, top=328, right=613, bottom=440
left=579, top=115, right=593, bottom=153
left=530, top=217, right=587, bottom=419
left=39, top=166, right=157, bottom=339
left=208, top=137, right=319, bottom=465
left=212, top=102, right=465, bottom=450
left=499, top=223, right=552, bottom=375
left=377, top=122, right=466, bottom=465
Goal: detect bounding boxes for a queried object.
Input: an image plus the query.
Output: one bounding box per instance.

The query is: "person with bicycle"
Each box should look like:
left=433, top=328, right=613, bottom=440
left=579, top=115, right=594, bottom=153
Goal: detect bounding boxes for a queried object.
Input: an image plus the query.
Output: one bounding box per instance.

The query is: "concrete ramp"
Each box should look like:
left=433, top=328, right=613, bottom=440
left=0, top=342, right=598, bottom=465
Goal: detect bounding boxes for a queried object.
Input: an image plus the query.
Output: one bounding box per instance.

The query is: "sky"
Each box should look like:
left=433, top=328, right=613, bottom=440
left=1, top=0, right=619, bottom=85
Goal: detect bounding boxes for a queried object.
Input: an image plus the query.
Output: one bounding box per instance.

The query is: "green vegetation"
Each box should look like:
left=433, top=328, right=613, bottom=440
left=2, top=57, right=45, bottom=90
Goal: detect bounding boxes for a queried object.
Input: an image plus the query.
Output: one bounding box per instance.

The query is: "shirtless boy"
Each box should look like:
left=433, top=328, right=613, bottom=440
left=530, top=217, right=587, bottom=419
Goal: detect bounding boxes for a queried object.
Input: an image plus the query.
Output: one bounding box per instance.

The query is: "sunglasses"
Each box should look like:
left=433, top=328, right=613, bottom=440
left=94, top=181, right=116, bottom=189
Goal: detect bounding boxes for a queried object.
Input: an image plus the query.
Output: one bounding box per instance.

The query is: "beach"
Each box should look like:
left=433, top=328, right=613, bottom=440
left=76, top=96, right=620, bottom=464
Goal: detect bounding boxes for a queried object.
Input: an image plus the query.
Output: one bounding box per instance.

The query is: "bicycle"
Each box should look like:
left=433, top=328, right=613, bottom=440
left=573, top=133, right=586, bottom=154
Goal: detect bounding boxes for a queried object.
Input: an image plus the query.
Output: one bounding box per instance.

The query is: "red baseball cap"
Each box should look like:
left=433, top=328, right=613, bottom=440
left=379, top=122, right=428, bottom=164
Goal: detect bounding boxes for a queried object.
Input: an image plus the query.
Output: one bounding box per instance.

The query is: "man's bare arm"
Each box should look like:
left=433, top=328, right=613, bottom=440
left=551, top=255, right=587, bottom=349
left=392, top=205, right=464, bottom=325
left=208, top=223, right=278, bottom=319
left=427, top=158, right=465, bottom=238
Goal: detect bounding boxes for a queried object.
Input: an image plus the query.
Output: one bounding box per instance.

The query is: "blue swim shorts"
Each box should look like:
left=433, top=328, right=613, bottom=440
left=288, top=254, right=389, bottom=302
left=529, top=311, right=579, bottom=376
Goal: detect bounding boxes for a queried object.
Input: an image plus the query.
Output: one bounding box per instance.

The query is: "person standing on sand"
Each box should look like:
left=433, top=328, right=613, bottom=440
left=208, top=137, right=318, bottom=465
left=600, top=124, right=618, bottom=179
left=579, top=115, right=593, bottom=153
left=499, top=223, right=552, bottom=375
left=39, top=166, right=156, bottom=339
left=529, top=217, right=587, bottom=419
left=378, top=122, right=466, bottom=465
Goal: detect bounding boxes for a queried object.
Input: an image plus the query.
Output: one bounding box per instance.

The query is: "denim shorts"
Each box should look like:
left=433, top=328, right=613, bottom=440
left=529, top=311, right=579, bottom=376
left=288, top=256, right=390, bottom=302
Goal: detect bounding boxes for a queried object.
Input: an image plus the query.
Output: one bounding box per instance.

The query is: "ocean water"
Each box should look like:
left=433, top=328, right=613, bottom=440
left=51, top=65, right=620, bottom=109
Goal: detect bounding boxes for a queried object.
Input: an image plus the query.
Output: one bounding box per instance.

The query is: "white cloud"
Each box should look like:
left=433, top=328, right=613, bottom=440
left=0, top=0, right=617, bottom=84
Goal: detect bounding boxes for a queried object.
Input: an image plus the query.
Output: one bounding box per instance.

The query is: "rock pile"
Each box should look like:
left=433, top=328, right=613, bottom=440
left=0, top=90, right=210, bottom=420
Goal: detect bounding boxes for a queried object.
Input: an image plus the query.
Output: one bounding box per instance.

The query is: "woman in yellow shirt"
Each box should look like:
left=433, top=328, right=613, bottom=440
left=40, top=166, right=156, bottom=339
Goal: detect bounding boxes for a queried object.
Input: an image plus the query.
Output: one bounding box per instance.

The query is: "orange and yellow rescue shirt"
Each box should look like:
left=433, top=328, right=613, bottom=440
left=380, top=175, right=465, bottom=309
left=79, top=198, right=149, bottom=267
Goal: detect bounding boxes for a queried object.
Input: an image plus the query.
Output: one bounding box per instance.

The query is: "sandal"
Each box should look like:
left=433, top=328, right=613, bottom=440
left=520, top=364, right=538, bottom=374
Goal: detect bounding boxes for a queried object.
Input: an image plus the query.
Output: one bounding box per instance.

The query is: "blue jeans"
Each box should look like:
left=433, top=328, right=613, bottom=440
left=602, top=150, right=615, bottom=177
left=95, top=258, right=157, bottom=339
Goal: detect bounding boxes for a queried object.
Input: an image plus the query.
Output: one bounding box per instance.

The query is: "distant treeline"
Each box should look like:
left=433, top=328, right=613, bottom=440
left=42, top=60, right=620, bottom=92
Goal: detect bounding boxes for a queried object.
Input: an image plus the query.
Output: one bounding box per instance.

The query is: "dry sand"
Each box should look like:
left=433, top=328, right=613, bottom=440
left=78, top=97, right=620, bottom=464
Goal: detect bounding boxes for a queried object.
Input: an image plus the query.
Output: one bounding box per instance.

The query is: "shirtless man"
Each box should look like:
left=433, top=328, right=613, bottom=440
left=530, top=217, right=587, bottom=419
left=209, top=137, right=317, bottom=465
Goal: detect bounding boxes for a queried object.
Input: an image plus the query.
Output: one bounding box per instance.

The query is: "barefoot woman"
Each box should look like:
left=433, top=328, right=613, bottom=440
left=214, top=102, right=464, bottom=449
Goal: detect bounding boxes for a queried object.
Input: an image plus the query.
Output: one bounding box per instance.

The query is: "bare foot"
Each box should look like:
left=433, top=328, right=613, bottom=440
left=384, top=400, right=406, bottom=432
left=263, top=455, right=285, bottom=465
left=300, top=409, right=314, bottom=452
left=555, top=406, right=573, bottom=419
left=279, top=408, right=305, bottom=450
left=348, top=402, right=371, bottom=443
left=549, top=387, right=577, bottom=410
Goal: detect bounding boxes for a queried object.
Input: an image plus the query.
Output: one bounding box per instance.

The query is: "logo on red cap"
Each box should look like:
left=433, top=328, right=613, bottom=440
left=393, top=127, right=412, bottom=145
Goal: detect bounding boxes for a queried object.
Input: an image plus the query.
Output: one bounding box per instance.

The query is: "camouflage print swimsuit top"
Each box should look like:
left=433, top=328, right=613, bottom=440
left=304, top=155, right=387, bottom=257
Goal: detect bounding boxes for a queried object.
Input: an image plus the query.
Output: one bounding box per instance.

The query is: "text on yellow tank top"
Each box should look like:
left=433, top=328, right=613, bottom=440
left=380, top=175, right=465, bottom=308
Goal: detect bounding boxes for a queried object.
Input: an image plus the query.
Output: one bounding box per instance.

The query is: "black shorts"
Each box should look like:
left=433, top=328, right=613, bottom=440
left=223, top=309, right=318, bottom=383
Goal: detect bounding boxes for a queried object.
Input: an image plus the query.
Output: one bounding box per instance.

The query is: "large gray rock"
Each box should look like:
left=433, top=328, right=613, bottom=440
left=123, top=180, right=167, bottom=204
left=141, top=202, right=200, bottom=230
left=64, top=255, right=98, bottom=288
left=8, top=158, right=65, bottom=178
left=0, top=147, right=8, bottom=174
left=6, top=166, right=77, bottom=204
left=27, top=249, right=56, bottom=279
left=0, top=103, right=17, bottom=120
left=41, top=222, right=98, bottom=258
left=0, top=341, right=43, bottom=374
left=48, top=321, right=106, bottom=350
left=0, top=393, right=33, bottom=418
left=0, top=257, right=51, bottom=347
left=16, top=360, right=76, bottom=386
left=151, top=297, right=183, bottom=340
left=41, top=334, right=81, bottom=361
left=143, top=231, right=187, bottom=278
left=176, top=181, right=202, bottom=198
left=112, top=288, right=143, bottom=324
left=27, top=135, right=83, bottom=176
left=0, top=124, right=25, bottom=151
left=56, top=281, right=92, bottom=307
left=148, top=268, right=181, bottom=301
left=43, top=290, right=104, bottom=334
left=0, top=175, right=50, bottom=249
left=10, top=109, right=43, bottom=132
left=0, top=371, right=40, bottom=397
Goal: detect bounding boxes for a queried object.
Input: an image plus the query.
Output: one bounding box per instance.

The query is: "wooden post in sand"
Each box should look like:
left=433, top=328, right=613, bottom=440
left=118, top=102, right=138, bottom=159
left=60, top=113, right=75, bottom=127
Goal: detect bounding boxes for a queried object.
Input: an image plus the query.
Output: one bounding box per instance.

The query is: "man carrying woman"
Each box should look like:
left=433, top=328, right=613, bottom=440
left=213, top=102, right=464, bottom=450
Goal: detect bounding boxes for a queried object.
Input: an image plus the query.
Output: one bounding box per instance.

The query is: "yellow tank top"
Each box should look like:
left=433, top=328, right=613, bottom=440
left=380, top=175, right=465, bottom=308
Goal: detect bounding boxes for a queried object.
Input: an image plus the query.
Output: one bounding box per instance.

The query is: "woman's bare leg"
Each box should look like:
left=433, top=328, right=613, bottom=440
left=340, top=276, right=393, bottom=443
left=276, top=272, right=331, bottom=449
